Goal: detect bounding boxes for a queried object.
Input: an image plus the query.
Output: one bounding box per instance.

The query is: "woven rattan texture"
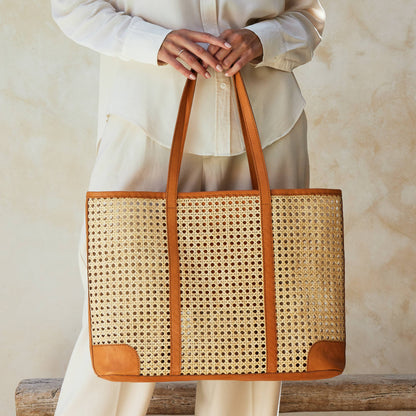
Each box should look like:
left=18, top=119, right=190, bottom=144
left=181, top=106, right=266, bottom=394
left=87, top=198, right=171, bottom=376
left=177, top=196, right=267, bottom=375
left=271, top=194, right=345, bottom=373
left=87, top=193, right=345, bottom=376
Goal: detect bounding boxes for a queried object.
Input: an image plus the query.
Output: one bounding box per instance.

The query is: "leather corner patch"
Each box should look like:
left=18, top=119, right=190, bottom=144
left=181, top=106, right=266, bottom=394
left=92, top=344, right=140, bottom=376
left=307, top=340, right=345, bottom=372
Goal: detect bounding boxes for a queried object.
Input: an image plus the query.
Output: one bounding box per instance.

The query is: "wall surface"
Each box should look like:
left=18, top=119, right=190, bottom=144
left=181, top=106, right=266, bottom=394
left=1, top=0, right=415, bottom=415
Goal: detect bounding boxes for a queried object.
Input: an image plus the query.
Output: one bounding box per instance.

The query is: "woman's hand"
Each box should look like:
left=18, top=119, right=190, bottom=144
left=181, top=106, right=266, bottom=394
left=205, top=29, right=263, bottom=76
left=157, top=29, right=232, bottom=80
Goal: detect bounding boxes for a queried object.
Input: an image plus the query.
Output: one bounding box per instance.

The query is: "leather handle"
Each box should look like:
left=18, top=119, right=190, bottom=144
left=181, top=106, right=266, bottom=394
left=166, top=71, right=271, bottom=208
left=165, top=72, right=276, bottom=374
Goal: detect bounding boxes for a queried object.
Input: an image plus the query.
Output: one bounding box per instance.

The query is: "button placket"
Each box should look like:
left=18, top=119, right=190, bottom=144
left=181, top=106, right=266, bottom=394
left=200, top=0, right=220, bottom=35
left=200, top=0, right=231, bottom=156
left=215, top=75, right=231, bottom=155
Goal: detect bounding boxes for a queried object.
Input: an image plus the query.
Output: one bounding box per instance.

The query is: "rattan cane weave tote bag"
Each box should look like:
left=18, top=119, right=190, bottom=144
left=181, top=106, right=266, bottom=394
left=86, top=71, right=345, bottom=382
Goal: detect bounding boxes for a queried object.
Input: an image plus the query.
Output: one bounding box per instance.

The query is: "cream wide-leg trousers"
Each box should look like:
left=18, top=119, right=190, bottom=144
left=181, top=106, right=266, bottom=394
left=54, top=110, right=309, bottom=416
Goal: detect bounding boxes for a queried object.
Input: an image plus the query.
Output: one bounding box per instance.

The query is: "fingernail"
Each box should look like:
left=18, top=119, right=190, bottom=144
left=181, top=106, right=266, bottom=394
left=225, top=72, right=231, bottom=77
left=224, top=42, right=232, bottom=48
left=190, top=73, right=196, bottom=80
left=216, top=64, right=223, bottom=71
left=204, top=71, right=211, bottom=79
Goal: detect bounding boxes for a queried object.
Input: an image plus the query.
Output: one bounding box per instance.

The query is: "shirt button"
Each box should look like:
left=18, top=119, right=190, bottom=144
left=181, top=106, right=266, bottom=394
left=220, top=82, right=227, bottom=89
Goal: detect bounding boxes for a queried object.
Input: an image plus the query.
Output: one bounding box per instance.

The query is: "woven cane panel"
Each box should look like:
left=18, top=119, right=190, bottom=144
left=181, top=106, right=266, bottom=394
left=176, top=195, right=267, bottom=375
left=271, top=194, right=345, bottom=373
left=87, top=198, right=171, bottom=376
left=87, top=192, right=345, bottom=377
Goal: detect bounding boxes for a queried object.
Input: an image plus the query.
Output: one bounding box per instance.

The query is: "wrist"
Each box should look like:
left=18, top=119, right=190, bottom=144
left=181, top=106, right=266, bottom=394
left=242, top=29, right=263, bottom=63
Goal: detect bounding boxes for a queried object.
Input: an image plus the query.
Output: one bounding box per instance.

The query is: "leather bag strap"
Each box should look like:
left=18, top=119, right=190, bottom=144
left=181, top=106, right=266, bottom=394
left=166, top=71, right=277, bottom=375
left=166, top=71, right=271, bottom=202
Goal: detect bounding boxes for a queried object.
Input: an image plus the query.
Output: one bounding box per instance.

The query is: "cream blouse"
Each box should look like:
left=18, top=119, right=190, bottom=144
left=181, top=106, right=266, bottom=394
left=51, top=0, right=325, bottom=156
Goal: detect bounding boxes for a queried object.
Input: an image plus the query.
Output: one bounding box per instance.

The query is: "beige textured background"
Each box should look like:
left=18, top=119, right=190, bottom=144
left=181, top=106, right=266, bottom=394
left=1, top=0, right=415, bottom=415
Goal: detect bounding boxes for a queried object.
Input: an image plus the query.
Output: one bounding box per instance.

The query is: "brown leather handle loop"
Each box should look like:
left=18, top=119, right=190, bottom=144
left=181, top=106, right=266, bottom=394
left=166, top=71, right=271, bottom=208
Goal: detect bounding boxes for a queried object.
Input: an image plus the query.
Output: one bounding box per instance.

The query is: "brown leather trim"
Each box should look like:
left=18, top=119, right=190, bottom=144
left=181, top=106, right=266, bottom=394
left=90, top=368, right=343, bottom=382
left=271, top=188, right=342, bottom=196
left=87, top=191, right=166, bottom=199
left=92, top=345, right=140, bottom=376
left=231, top=76, right=257, bottom=190
left=234, top=72, right=277, bottom=373
left=165, top=78, right=197, bottom=376
left=307, top=341, right=346, bottom=373
left=86, top=188, right=341, bottom=200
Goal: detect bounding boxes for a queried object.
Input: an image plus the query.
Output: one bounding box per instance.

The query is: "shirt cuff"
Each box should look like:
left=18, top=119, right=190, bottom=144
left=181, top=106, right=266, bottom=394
left=121, top=16, right=173, bottom=66
left=245, top=19, right=292, bottom=71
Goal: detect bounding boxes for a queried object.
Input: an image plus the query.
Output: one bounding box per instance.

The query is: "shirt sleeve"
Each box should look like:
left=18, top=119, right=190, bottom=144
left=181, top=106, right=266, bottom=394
left=245, top=0, right=325, bottom=72
left=50, top=0, right=173, bottom=66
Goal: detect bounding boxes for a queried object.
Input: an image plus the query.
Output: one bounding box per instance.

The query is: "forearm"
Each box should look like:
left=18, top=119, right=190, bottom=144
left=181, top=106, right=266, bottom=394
left=50, top=0, right=172, bottom=65
left=245, top=0, right=325, bottom=71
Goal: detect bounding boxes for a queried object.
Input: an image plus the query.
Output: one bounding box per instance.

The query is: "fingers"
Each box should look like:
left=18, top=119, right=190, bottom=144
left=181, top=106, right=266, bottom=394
left=163, top=39, right=211, bottom=79
left=185, top=30, right=232, bottom=51
left=207, top=44, right=221, bottom=56
left=179, top=38, right=224, bottom=74
left=222, top=56, right=247, bottom=77
left=158, top=29, right=232, bottom=79
left=204, top=45, right=222, bottom=69
left=169, top=29, right=231, bottom=70
left=158, top=50, right=197, bottom=79
left=211, top=29, right=234, bottom=63
left=157, top=28, right=262, bottom=79
left=215, top=29, right=263, bottom=76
